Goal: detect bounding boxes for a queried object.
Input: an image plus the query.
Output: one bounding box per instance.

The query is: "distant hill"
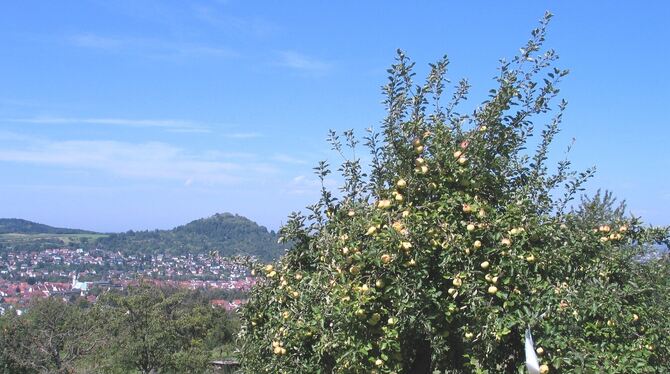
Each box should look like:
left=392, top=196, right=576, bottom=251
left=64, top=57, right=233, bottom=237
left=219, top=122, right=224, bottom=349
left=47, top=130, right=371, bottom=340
left=0, top=214, right=286, bottom=260
left=93, top=213, right=284, bottom=260
left=0, top=218, right=94, bottom=235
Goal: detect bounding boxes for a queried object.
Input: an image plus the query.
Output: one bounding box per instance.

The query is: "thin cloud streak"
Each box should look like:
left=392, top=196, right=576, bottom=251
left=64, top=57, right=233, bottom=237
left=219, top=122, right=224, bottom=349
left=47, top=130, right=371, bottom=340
left=222, top=132, right=263, bottom=139
left=4, top=116, right=210, bottom=133
left=192, top=5, right=279, bottom=37
left=0, top=139, right=279, bottom=185
left=69, top=33, right=239, bottom=59
left=273, top=153, right=308, bottom=165
left=277, top=51, right=333, bottom=73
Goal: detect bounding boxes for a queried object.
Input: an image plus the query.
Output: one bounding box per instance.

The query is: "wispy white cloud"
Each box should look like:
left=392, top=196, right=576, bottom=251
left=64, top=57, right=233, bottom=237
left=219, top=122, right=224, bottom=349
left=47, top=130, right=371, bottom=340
left=3, top=116, right=210, bottom=133
left=223, top=132, right=263, bottom=139
left=193, top=5, right=278, bottom=37
left=277, top=51, right=333, bottom=73
left=284, top=174, right=337, bottom=195
left=0, top=138, right=278, bottom=185
left=273, top=153, right=308, bottom=165
left=69, top=33, right=238, bottom=59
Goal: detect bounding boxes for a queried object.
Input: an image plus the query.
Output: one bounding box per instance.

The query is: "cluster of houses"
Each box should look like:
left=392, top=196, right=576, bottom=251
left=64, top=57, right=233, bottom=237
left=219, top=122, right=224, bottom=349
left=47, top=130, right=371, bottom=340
left=0, top=248, right=257, bottom=315
left=0, top=248, right=251, bottom=281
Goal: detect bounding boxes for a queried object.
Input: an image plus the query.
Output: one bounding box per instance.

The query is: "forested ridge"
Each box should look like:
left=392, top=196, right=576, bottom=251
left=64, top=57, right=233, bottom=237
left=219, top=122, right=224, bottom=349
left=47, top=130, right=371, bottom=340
left=0, top=213, right=285, bottom=260
left=0, top=219, right=93, bottom=235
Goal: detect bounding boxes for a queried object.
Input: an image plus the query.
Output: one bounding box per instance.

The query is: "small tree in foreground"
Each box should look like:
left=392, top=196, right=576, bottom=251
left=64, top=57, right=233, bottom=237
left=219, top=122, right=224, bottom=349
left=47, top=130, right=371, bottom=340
left=239, top=13, right=670, bottom=373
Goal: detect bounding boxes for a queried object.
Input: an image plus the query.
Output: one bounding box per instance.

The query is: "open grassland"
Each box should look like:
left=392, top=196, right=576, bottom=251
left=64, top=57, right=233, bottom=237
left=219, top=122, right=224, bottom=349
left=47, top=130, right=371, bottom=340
left=0, top=233, right=109, bottom=247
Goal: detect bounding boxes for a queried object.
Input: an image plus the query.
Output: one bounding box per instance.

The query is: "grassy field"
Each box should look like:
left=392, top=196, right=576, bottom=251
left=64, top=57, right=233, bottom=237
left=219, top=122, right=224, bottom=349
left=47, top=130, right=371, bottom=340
left=0, top=233, right=108, bottom=247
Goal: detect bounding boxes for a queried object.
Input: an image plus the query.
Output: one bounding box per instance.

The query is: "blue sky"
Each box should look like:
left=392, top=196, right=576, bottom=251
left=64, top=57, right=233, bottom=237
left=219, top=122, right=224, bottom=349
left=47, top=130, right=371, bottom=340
left=1, top=1, right=668, bottom=232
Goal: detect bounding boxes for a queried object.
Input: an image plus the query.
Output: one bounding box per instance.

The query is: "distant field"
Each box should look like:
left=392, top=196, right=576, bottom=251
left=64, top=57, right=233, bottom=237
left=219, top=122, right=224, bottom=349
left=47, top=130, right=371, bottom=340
left=0, top=233, right=108, bottom=246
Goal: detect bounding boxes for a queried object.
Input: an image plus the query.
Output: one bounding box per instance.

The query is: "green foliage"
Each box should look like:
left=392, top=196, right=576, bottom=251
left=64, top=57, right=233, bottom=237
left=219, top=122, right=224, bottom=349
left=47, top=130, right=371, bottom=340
left=94, top=284, right=236, bottom=373
left=0, top=297, right=102, bottom=374
left=239, top=12, right=670, bottom=373
left=0, top=287, right=238, bottom=373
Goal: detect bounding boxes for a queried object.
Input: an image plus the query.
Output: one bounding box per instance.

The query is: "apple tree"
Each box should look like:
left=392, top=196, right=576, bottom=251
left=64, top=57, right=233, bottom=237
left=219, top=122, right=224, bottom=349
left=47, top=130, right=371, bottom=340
left=238, top=12, right=670, bottom=373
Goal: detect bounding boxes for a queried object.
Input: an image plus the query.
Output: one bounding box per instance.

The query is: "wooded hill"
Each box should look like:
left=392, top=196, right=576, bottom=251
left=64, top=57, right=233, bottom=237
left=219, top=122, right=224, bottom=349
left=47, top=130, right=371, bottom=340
left=0, top=213, right=285, bottom=260
left=0, top=218, right=94, bottom=235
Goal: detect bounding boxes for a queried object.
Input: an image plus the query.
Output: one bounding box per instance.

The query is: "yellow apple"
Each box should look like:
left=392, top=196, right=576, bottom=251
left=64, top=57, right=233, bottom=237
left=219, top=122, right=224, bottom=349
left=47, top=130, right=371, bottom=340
left=381, top=254, right=392, bottom=264
left=377, top=199, right=392, bottom=209
left=466, top=223, right=476, bottom=231
left=473, top=240, right=482, bottom=248
left=396, top=179, right=407, bottom=188
left=487, top=285, right=498, bottom=294
left=501, top=238, right=512, bottom=246
left=480, top=261, right=490, bottom=269
left=539, top=364, right=549, bottom=374
left=457, top=156, right=467, bottom=164
left=452, top=278, right=463, bottom=288
left=462, top=204, right=473, bottom=213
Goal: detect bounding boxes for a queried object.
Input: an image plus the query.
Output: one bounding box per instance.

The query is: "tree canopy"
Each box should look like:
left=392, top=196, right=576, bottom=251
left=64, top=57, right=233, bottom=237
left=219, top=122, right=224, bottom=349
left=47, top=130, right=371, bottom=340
left=239, top=12, right=670, bottom=373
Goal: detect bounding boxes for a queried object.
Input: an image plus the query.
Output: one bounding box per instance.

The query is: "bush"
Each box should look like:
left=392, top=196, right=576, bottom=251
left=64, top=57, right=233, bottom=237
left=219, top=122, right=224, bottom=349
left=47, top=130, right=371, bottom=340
left=239, top=12, right=670, bottom=373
